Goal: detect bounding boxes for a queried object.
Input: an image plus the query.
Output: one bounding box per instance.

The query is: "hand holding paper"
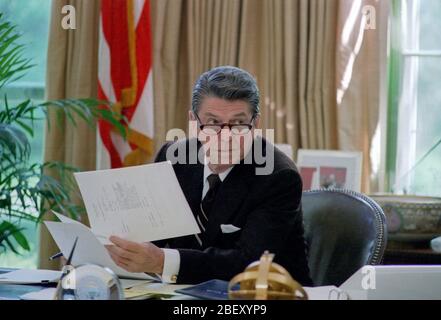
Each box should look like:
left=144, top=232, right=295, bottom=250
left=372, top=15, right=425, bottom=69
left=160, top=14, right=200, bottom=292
left=106, top=236, right=164, bottom=274
left=44, top=161, right=200, bottom=280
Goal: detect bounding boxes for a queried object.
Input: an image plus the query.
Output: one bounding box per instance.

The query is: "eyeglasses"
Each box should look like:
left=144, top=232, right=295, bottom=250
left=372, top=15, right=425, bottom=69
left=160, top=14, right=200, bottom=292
left=194, top=113, right=255, bottom=136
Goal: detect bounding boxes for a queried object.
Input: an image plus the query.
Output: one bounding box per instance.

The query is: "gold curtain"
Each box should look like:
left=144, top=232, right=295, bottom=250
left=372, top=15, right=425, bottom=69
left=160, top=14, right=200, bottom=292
left=238, top=0, right=339, bottom=153
left=151, top=0, right=243, bottom=146
left=152, top=0, right=387, bottom=192
left=336, top=0, right=389, bottom=192
left=39, top=0, right=100, bottom=269
left=151, top=0, right=339, bottom=156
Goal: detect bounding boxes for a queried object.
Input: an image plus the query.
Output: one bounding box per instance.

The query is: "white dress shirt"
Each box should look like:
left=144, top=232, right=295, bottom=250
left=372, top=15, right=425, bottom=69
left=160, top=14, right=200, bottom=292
left=160, top=163, right=234, bottom=283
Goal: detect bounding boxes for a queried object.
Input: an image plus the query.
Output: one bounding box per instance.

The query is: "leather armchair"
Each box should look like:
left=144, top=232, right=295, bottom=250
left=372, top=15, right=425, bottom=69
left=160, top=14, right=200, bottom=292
left=302, top=189, right=387, bottom=286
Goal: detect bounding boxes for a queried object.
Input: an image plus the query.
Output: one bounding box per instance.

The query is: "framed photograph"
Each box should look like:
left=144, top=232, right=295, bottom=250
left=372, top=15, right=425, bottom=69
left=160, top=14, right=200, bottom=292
left=297, top=149, right=363, bottom=192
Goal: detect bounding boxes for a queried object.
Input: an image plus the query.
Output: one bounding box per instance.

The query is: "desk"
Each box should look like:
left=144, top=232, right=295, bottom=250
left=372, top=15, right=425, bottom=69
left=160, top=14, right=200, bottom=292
left=0, top=268, right=191, bottom=300
left=0, top=268, right=56, bottom=300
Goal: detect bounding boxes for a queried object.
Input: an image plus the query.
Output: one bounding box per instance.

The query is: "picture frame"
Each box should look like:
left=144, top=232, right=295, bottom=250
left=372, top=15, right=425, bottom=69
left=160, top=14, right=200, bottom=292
left=297, top=149, right=363, bottom=192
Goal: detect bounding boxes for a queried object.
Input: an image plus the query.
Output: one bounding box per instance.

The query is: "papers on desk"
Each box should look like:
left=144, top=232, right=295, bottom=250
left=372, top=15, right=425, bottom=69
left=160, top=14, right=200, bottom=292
left=304, top=286, right=348, bottom=300
left=120, top=279, right=153, bottom=289
left=340, top=265, right=441, bottom=300
left=0, top=269, right=61, bottom=285
left=305, top=265, right=441, bottom=300
left=19, top=283, right=192, bottom=300
left=124, top=283, right=191, bottom=300
left=44, top=161, right=201, bottom=280
left=16, top=282, right=344, bottom=300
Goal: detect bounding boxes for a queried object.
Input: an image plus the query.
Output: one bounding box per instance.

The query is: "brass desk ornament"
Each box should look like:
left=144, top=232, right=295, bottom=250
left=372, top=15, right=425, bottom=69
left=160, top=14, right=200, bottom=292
left=228, top=251, right=308, bottom=300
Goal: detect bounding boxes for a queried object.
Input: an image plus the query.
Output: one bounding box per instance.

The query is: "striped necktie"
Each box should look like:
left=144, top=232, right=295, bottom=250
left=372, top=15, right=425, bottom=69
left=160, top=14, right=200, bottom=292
left=195, top=174, right=221, bottom=246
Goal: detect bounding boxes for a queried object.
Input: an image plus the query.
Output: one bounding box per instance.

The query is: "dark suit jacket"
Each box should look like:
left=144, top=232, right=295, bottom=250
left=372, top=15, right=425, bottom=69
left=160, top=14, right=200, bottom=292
left=154, top=138, right=312, bottom=286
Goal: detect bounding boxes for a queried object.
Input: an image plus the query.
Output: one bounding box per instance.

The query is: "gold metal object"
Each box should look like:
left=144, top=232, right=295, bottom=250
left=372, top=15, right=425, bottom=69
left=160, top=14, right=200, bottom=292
left=228, top=251, right=308, bottom=300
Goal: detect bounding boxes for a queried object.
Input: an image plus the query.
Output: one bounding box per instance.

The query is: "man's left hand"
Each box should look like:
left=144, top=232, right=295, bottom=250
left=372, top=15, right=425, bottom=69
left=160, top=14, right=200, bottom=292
left=106, top=236, right=164, bottom=274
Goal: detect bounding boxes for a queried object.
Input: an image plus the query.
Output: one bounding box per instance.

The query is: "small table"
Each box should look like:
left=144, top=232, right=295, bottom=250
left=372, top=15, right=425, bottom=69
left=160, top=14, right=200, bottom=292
left=383, top=248, right=441, bottom=265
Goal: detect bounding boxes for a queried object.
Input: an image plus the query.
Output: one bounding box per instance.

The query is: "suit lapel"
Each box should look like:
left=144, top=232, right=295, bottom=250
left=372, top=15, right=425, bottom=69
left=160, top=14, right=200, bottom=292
left=170, top=162, right=203, bottom=249
left=174, top=139, right=204, bottom=217
left=178, top=163, right=204, bottom=218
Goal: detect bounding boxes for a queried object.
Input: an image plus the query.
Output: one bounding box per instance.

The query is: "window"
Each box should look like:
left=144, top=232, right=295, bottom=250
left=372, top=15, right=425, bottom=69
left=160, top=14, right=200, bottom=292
left=0, top=0, right=51, bottom=268
left=387, top=0, right=441, bottom=196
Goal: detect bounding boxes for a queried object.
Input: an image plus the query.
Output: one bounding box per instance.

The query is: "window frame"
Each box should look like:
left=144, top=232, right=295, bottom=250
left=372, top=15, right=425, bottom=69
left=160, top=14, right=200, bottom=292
left=386, top=0, right=441, bottom=195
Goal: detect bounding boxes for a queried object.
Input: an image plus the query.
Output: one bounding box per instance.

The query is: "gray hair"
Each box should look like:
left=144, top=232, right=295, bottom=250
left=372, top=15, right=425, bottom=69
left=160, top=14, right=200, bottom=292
left=191, top=66, right=260, bottom=116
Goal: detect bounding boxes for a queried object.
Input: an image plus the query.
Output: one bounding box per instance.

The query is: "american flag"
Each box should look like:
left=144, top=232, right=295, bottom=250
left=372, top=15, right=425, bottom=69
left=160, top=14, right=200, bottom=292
left=97, top=0, right=154, bottom=169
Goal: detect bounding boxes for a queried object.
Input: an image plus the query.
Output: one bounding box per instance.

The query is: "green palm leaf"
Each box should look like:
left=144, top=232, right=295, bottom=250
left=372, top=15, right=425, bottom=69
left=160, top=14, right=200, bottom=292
left=0, top=13, right=130, bottom=255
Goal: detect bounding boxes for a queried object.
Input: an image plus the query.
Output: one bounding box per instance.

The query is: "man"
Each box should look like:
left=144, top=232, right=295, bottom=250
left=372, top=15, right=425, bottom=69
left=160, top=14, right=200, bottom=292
left=106, top=66, right=312, bottom=286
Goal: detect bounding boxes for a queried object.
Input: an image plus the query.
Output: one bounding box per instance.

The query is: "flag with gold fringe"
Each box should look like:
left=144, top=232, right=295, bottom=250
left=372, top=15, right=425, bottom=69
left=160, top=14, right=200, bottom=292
left=97, top=0, right=154, bottom=168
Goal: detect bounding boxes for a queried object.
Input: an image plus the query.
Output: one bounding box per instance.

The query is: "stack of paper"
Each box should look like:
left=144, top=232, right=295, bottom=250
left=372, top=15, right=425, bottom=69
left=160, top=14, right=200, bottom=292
left=124, top=283, right=191, bottom=300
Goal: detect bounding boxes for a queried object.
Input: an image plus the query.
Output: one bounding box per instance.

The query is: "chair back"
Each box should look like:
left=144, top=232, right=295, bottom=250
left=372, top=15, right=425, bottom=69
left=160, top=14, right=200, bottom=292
left=302, top=189, right=387, bottom=286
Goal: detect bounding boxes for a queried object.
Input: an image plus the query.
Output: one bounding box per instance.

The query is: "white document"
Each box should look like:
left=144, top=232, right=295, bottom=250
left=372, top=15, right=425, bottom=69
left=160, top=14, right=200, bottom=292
left=0, top=269, right=61, bottom=284
left=53, top=211, right=82, bottom=225
left=340, top=265, right=441, bottom=300
left=74, top=161, right=200, bottom=242
left=52, top=211, right=111, bottom=245
left=303, top=286, right=347, bottom=300
left=44, top=221, right=157, bottom=280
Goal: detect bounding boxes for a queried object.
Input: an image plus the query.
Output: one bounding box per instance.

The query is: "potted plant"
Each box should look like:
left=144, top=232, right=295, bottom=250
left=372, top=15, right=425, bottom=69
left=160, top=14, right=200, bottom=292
left=0, top=14, right=126, bottom=256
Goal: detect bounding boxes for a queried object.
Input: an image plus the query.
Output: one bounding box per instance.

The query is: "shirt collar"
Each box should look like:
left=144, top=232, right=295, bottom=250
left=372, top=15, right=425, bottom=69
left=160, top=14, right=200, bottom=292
left=203, top=156, right=234, bottom=183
